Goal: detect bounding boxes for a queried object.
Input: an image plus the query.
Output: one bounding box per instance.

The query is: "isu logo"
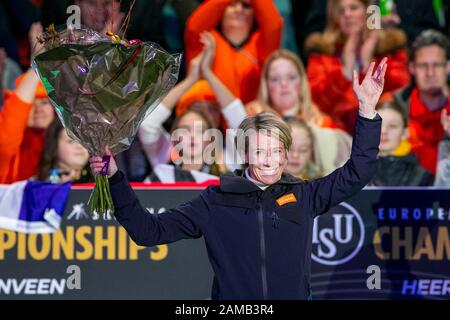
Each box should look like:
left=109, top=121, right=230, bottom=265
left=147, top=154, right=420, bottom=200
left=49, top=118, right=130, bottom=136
left=312, top=202, right=365, bottom=266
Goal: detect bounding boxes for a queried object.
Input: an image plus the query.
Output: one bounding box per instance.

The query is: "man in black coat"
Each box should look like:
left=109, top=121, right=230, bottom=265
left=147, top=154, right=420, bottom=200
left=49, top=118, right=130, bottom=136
left=90, top=58, right=388, bottom=300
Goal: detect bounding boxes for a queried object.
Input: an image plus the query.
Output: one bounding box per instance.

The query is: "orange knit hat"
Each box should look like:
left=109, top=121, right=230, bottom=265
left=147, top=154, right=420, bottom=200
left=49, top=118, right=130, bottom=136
left=14, top=72, right=48, bottom=99
left=176, top=80, right=216, bottom=116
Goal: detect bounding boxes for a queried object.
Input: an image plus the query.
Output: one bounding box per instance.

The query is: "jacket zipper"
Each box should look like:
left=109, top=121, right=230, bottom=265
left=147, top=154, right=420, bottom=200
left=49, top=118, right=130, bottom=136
left=271, top=211, right=279, bottom=229
left=257, top=197, right=269, bottom=300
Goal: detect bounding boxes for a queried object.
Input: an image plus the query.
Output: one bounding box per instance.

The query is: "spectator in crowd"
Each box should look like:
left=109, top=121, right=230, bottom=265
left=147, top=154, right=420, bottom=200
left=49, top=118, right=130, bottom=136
left=284, top=119, right=322, bottom=180
left=0, top=68, right=54, bottom=184
left=369, top=101, right=434, bottom=186
left=304, top=0, right=410, bottom=133
left=393, top=29, right=449, bottom=175
left=300, top=0, right=448, bottom=50
left=139, top=31, right=247, bottom=182
left=434, top=108, right=450, bottom=187
left=246, top=49, right=352, bottom=175
left=40, top=0, right=133, bottom=37
left=0, top=23, right=54, bottom=184
left=145, top=102, right=225, bottom=183
left=36, top=118, right=90, bottom=183
left=178, top=0, right=283, bottom=119
left=74, top=0, right=124, bottom=35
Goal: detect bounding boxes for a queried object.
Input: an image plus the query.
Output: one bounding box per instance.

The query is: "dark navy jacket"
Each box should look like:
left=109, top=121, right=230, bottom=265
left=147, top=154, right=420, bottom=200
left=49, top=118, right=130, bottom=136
left=109, top=115, right=381, bottom=300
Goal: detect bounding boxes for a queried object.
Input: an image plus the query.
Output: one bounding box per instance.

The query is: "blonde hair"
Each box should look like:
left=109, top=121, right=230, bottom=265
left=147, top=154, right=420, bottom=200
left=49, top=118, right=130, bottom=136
left=237, top=112, right=292, bottom=166
left=257, top=49, right=323, bottom=125
left=286, top=118, right=324, bottom=180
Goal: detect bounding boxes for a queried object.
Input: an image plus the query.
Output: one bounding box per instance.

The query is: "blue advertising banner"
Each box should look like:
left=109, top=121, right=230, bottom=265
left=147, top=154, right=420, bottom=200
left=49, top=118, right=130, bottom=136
left=0, top=186, right=449, bottom=300
left=311, top=188, right=450, bottom=300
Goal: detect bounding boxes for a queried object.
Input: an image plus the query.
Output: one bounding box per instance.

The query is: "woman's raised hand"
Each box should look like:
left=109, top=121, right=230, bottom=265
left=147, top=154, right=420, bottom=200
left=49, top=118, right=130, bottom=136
left=353, top=57, right=388, bottom=117
left=199, top=31, right=216, bottom=78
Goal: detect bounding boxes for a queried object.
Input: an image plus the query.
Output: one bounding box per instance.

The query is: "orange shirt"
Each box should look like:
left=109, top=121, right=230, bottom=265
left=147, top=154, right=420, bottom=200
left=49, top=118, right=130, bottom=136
left=178, top=0, right=283, bottom=115
left=0, top=93, right=45, bottom=184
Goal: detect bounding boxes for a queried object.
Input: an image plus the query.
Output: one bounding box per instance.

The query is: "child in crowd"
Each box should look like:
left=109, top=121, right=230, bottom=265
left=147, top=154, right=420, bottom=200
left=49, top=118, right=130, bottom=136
left=369, top=101, right=434, bottom=186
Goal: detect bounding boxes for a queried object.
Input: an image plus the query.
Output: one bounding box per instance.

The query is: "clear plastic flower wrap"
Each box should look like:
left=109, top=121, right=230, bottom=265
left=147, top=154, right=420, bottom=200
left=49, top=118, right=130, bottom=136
left=31, top=25, right=181, bottom=215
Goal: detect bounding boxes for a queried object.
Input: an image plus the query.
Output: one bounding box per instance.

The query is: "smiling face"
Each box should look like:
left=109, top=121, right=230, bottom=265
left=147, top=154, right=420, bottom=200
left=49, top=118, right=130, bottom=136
left=267, top=58, right=302, bottom=114
left=175, top=111, right=209, bottom=161
left=285, top=126, right=313, bottom=176
left=337, top=0, right=367, bottom=36
left=27, top=98, right=55, bottom=129
left=378, top=108, right=407, bottom=156
left=246, top=132, right=288, bottom=185
left=57, top=129, right=89, bottom=170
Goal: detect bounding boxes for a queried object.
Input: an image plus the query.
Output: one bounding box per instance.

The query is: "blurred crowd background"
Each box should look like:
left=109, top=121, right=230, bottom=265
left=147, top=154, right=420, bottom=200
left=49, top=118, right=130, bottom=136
left=0, top=0, right=449, bottom=186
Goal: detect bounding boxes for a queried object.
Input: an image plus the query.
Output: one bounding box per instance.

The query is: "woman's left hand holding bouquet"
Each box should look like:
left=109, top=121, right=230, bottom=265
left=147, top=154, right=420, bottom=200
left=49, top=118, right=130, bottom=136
left=89, top=147, right=118, bottom=178
left=88, top=147, right=118, bottom=215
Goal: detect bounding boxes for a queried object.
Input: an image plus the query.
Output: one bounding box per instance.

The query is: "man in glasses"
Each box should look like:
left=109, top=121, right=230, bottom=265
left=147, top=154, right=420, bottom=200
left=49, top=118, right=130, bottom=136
left=394, top=29, right=450, bottom=175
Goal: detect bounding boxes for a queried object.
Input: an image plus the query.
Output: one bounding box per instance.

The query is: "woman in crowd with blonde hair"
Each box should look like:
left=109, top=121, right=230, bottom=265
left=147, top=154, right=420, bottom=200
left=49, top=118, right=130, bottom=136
left=304, top=0, right=409, bottom=133
left=247, top=48, right=352, bottom=175
left=284, top=119, right=323, bottom=180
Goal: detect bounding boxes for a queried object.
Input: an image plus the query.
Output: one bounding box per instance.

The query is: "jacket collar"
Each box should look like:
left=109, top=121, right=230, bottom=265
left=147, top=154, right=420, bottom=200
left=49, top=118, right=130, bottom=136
left=219, top=169, right=304, bottom=194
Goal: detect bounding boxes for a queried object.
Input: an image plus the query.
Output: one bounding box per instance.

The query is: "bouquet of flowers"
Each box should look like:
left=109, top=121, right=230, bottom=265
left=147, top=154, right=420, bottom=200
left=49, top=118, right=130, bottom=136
left=32, top=25, right=181, bottom=215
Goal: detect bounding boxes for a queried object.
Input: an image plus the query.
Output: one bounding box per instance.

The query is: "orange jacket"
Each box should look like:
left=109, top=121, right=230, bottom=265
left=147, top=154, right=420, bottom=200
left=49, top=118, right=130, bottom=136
left=179, top=0, right=283, bottom=115
left=0, top=92, right=46, bottom=184
left=305, top=29, right=410, bottom=133
left=408, top=88, right=448, bottom=175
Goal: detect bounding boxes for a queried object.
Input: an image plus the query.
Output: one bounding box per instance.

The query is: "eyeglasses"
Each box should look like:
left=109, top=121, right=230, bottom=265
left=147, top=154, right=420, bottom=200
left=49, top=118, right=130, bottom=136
left=413, top=62, right=447, bottom=72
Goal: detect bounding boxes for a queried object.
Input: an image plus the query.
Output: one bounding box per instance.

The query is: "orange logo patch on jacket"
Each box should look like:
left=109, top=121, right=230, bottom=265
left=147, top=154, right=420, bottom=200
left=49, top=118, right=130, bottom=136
left=276, top=193, right=297, bottom=206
